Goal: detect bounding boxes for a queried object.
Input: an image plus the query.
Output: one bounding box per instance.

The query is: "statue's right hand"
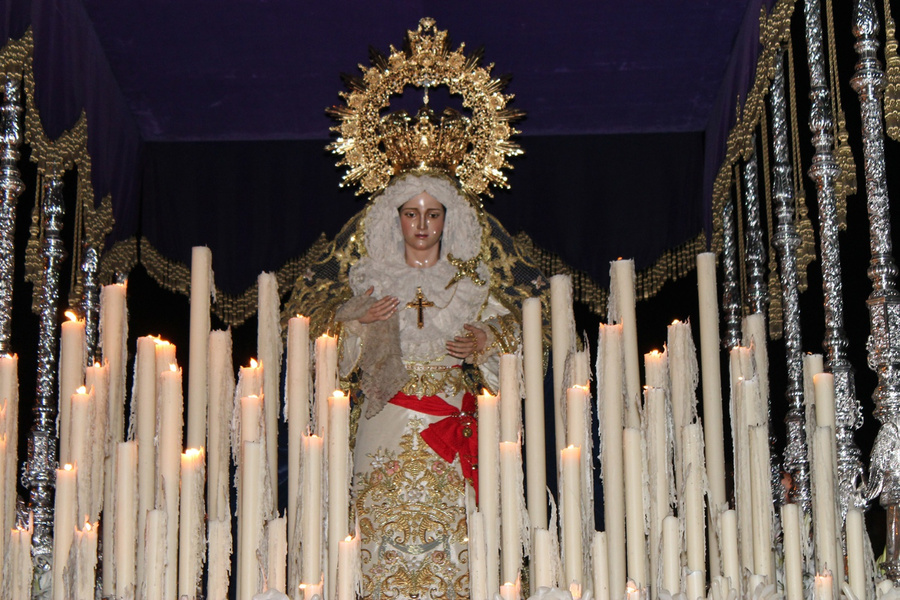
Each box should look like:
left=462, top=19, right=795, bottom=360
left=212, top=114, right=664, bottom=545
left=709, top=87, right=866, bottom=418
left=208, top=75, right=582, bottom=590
left=357, top=286, right=399, bottom=324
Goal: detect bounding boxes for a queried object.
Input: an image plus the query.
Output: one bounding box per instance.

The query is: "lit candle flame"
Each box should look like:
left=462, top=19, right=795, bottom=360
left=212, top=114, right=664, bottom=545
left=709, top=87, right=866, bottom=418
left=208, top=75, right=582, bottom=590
left=169, top=363, right=177, bottom=372
left=184, top=448, right=203, bottom=458
left=249, top=358, right=259, bottom=368
left=63, top=463, right=74, bottom=471
left=93, top=361, right=101, bottom=368
left=671, top=319, right=681, bottom=325
left=648, top=349, right=660, bottom=356
left=332, top=390, right=345, bottom=398
left=75, top=386, right=87, bottom=394
left=149, top=335, right=170, bottom=346
left=345, top=535, right=353, bottom=542
left=64, top=310, right=79, bottom=322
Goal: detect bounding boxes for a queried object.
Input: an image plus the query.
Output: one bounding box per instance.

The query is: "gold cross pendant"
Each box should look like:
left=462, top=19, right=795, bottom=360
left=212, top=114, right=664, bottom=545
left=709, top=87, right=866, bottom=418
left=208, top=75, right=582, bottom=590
left=406, top=287, right=435, bottom=329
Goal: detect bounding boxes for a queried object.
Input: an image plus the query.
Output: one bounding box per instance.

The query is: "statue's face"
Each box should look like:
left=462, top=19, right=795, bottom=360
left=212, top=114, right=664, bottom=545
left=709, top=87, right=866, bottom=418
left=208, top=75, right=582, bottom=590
left=399, top=192, right=445, bottom=254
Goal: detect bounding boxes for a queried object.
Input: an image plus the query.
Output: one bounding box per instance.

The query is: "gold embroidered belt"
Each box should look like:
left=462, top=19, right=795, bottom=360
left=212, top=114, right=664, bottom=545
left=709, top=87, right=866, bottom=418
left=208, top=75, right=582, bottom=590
left=400, top=362, right=465, bottom=398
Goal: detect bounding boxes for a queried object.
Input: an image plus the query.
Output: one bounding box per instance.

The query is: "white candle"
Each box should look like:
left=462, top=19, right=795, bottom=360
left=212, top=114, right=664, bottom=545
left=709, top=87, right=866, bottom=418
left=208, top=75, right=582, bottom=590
left=748, top=425, right=773, bottom=581
left=133, top=335, right=158, bottom=595
left=314, top=334, right=337, bottom=435
left=144, top=509, right=167, bottom=600
left=741, top=313, right=769, bottom=410
left=267, top=516, right=288, bottom=593
left=550, top=275, right=575, bottom=459
left=69, top=386, right=93, bottom=523
left=207, top=518, right=232, bottom=600
left=59, top=312, right=86, bottom=464
left=609, top=259, right=641, bottom=429
left=591, top=531, right=609, bottom=600
left=644, top=386, right=672, bottom=591
left=186, top=246, right=213, bottom=450
left=478, top=389, right=501, bottom=595
left=301, top=434, right=324, bottom=586
left=154, top=338, right=176, bottom=377
left=178, top=448, right=206, bottom=600
left=100, top=282, right=127, bottom=598
left=8, top=514, right=33, bottom=600
left=695, top=254, right=728, bottom=577
left=207, top=328, right=234, bottom=522
left=522, top=297, right=548, bottom=530
left=846, top=508, right=868, bottom=600
left=682, top=424, right=705, bottom=580
left=51, top=464, right=76, bottom=600
left=667, top=320, right=697, bottom=498
left=241, top=394, right=263, bottom=444
left=597, top=323, right=625, bottom=600
left=781, top=503, right=803, bottom=600
left=336, top=535, right=359, bottom=600
left=815, top=572, right=834, bottom=600
left=258, top=271, right=282, bottom=513
left=158, top=365, right=184, bottom=600
left=85, top=362, right=108, bottom=522
left=661, top=515, right=680, bottom=596
left=327, top=391, right=351, bottom=600
left=532, top=527, right=554, bottom=591
left=299, top=582, right=323, bottom=600
left=499, top=353, right=520, bottom=443
left=287, top=314, right=310, bottom=591
left=643, top=350, right=667, bottom=389
left=74, top=520, right=98, bottom=600
left=812, top=426, right=840, bottom=596
left=468, top=511, right=488, bottom=600
left=239, top=441, right=264, bottom=600
left=813, top=372, right=836, bottom=429
left=500, top=441, right=522, bottom=586
left=623, top=428, right=646, bottom=588
left=114, top=441, right=138, bottom=600
left=561, top=445, right=583, bottom=590
left=685, top=570, right=704, bottom=600
left=0, top=353, right=17, bottom=541
left=565, top=385, right=589, bottom=449
left=718, top=509, right=740, bottom=597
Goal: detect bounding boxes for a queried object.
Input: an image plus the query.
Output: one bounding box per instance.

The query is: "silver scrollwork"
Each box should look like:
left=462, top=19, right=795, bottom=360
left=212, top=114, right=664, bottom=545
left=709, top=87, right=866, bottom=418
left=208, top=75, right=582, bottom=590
left=0, top=74, right=24, bottom=354
left=803, top=0, right=866, bottom=524
left=770, top=46, right=813, bottom=514
left=722, top=192, right=743, bottom=350
left=743, top=135, right=769, bottom=315
left=852, top=0, right=900, bottom=580
left=22, top=174, right=67, bottom=597
left=81, top=246, right=100, bottom=360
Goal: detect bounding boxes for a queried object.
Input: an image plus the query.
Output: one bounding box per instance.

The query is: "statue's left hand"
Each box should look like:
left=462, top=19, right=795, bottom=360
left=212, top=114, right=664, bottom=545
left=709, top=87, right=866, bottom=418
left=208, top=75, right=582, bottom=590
left=446, top=323, right=487, bottom=359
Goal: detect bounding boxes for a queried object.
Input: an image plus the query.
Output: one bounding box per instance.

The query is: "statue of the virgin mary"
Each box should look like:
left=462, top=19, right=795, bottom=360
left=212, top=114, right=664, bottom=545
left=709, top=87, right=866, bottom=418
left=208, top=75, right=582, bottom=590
left=284, top=19, right=551, bottom=599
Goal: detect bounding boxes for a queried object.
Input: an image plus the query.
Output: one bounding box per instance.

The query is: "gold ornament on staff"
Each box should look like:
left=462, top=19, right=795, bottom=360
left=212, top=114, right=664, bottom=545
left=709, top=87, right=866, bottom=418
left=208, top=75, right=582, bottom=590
left=326, top=17, right=524, bottom=198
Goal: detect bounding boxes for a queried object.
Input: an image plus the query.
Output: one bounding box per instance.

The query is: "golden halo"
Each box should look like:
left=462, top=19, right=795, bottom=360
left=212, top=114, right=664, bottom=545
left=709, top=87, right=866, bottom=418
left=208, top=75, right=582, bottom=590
left=326, top=17, right=524, bottom=197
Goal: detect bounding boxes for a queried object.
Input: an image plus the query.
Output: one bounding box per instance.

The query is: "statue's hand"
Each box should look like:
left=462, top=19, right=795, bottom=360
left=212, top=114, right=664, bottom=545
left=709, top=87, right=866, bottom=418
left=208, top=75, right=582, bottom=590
left=446, top=323, right=487, bottom=359
left=357, top=286, right=399, bottom=324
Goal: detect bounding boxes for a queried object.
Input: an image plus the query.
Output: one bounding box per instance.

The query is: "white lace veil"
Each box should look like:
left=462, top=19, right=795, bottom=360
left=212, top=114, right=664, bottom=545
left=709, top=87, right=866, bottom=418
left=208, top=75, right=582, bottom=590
left=362, top=172, right=484, bottom=265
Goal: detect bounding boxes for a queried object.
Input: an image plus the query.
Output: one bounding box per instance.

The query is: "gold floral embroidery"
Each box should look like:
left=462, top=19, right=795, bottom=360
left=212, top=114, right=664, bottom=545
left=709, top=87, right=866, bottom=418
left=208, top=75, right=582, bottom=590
left=400, top=364, right=466, bottom=398
left=356, top=418, right=468, bottom=600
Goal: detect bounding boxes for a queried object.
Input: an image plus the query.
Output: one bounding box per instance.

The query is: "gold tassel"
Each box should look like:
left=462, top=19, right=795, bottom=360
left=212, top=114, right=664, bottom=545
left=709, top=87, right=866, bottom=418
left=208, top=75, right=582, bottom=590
left=826, top=0, right=857, bottom=228
left=787, top=39, right=817, bottom=292
left=760, top=113, right=784, bottom=339
left=884, top=0, right=900, bottom=140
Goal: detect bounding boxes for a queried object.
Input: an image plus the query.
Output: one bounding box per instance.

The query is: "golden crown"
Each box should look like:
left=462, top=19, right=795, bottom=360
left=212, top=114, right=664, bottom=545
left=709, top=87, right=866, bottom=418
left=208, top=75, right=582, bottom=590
left=326, top=18, right=524, bottom=197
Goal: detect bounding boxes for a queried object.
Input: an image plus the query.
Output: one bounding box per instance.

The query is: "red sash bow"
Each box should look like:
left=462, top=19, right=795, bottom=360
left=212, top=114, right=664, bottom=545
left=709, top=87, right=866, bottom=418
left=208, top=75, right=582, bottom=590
left=389, top=390, right=479, bottom=500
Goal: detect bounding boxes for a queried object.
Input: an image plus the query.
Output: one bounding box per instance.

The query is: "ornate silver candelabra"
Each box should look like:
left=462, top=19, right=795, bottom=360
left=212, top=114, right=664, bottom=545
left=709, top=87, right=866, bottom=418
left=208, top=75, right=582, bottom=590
left=743, top=136, right=769, bottom=316
left=803, top=0, right=866, bottom=522
left=722, top=193, right=743, bottom=351
left=851, top=0, right=900, bottom=580
left=0, top=73, right=23, bottom=354
left=81, top=245, right=100, bottom=359
left=770, top=46, right=813, bottom=514
left=23, top=174, right=66, bottom=597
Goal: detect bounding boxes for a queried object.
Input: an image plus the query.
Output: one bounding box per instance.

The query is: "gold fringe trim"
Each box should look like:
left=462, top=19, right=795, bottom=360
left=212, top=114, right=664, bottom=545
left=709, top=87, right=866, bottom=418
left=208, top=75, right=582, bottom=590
left=98, top=231, right=708, bottom=328
left=513, top=231, right=708, bottom=320
left=137, top=236, right=332, bottom=327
